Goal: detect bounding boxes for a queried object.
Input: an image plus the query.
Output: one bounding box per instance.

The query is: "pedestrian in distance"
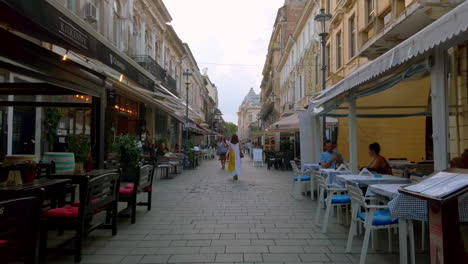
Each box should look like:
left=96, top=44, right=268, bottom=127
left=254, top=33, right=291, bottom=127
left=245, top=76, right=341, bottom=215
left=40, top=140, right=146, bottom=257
left=217, top=137, right=228, bottom=170
left=226, top=134, right=244, bottom=180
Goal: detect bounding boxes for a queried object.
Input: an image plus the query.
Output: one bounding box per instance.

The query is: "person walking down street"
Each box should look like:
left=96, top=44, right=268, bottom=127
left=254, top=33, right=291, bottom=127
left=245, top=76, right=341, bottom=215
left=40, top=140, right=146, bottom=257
left=227, top=134, right=243, bottom=180
left=217, top=138, right=228, bottom=170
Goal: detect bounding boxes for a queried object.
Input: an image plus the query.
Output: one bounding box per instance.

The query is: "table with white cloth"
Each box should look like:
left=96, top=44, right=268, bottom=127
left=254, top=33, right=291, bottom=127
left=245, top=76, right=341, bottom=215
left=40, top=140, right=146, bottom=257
left=334, top=174, right=411, bottom=188
left=303, top=163, right=320, bottom=172
left=365, top=183, right=468, bottom=264
left=319, top=168, right=352, bottom=185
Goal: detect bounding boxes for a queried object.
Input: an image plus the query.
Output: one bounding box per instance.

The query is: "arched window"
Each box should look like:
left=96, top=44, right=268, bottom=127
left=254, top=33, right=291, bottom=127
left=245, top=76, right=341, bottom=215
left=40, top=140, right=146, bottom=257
left=113, top=0, right=121, bottom=48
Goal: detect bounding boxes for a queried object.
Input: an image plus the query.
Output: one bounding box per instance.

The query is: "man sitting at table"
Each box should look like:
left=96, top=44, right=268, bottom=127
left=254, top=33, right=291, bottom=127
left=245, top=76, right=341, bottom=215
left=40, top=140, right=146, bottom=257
left=320, top=141, right=343, bottom=168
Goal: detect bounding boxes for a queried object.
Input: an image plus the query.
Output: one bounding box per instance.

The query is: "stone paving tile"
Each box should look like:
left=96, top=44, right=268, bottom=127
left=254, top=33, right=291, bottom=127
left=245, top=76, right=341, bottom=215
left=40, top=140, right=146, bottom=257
left=46, top=158, right=428, bottom=263
left=216, top=254, right=244, bottom=262
left=262, top=253, right=302, bottom=262
left=168, top=253, right=215, bottom=263
left=139, top=255, right=171, bottom=263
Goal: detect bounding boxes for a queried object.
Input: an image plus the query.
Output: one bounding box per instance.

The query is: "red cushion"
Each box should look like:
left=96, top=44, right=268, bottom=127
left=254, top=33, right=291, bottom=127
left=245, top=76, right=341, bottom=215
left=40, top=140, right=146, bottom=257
left=44, top=206, right=78, bottom=218
left=125, top=184, right=151, bottom=192
left=119, top=187, right=134, bottom=195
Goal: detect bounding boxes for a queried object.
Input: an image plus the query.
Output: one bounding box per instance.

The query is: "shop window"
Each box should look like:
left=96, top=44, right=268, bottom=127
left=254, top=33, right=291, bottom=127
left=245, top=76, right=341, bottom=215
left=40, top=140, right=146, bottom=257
left=12, top=106, right=35, bottom=155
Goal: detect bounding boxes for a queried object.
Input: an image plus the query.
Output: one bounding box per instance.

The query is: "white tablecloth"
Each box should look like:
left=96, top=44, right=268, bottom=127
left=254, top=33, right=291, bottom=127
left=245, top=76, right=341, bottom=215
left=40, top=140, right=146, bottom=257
left=303, top=163, right=320, bottom=172
left=366, top=183, right=468, bottom=222
left=320, top=169, right=351, bottom=185
left=334, top=174, right=411, bottom=188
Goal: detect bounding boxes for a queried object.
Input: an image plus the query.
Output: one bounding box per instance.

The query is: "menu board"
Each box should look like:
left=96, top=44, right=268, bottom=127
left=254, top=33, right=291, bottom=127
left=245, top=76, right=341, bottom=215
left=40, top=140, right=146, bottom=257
left=404, top=171, right=468, bottom=198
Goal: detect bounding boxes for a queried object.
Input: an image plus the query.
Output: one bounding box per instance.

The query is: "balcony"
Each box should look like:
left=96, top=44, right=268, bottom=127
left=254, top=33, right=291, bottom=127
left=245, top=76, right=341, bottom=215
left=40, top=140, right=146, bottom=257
left=359, top=0, right=462, bottom=59
left=132, top=55, right=178, bottom=96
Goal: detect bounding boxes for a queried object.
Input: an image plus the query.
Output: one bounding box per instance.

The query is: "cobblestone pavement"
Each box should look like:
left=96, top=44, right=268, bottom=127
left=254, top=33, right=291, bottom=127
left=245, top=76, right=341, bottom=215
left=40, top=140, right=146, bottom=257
left=49, top=156, right=429, bottom=264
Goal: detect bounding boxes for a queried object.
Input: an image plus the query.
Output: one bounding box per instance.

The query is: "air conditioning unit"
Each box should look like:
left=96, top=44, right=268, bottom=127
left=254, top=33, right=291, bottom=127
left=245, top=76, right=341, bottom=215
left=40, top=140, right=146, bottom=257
left=83, top=2, right=97, bottom=22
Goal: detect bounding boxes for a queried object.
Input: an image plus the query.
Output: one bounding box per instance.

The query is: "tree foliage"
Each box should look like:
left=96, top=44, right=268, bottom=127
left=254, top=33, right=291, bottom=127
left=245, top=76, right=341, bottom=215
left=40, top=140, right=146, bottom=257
left=225, top=122, right=238, bottom=137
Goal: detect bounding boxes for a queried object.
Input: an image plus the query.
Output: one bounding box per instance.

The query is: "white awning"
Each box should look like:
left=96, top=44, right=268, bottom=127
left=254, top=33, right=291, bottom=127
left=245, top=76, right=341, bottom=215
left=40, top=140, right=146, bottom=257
left=269, top=113, right=300, bottom=132
left=309, top=0, right=468, bottom=114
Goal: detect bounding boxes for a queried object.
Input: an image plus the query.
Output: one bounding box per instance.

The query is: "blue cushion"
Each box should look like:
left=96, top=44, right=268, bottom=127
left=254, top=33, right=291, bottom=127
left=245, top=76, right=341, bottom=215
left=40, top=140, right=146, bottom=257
left=329, top=194, right=351, bottom=204
left=294, top=176, right=311, bottom=182
left=357, top=210, right=398, bottom=226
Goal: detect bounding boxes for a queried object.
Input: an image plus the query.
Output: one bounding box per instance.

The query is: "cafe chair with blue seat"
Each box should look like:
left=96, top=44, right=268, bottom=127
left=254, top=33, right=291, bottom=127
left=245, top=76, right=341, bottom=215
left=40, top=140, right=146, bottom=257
left=314, top=174, right=350, bottom=233
left=290, top=161, right=310, bottom=199
left=346, top=181, right=400, bottom=264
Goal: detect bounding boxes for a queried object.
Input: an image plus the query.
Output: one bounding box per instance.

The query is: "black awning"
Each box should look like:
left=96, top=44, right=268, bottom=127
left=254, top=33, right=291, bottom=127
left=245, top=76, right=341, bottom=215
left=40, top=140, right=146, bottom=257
left=0, top=0, right=154, bottom=91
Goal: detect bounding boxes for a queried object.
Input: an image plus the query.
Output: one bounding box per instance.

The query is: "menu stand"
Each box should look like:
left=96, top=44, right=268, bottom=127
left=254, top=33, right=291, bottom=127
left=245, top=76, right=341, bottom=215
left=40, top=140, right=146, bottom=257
left=399, top=169, right=468, bottom=264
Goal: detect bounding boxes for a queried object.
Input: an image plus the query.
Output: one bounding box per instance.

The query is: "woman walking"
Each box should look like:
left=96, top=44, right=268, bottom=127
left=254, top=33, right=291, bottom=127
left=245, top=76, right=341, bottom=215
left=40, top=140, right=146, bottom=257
left=217, top=138, right=228, bottom=169
left=227, top=134, right=243, bottom=180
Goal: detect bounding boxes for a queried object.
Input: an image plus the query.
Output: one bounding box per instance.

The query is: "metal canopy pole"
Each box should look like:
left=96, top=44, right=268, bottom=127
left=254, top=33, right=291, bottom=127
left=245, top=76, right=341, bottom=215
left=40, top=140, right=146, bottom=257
left=431, top=48, right=449, bottom=171
left=348, top=97, right=358, bottom=174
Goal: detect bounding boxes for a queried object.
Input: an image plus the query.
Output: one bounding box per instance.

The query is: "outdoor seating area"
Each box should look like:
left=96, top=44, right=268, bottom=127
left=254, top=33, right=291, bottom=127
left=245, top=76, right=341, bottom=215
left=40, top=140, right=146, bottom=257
left=289, top=160, right=467, bottom=264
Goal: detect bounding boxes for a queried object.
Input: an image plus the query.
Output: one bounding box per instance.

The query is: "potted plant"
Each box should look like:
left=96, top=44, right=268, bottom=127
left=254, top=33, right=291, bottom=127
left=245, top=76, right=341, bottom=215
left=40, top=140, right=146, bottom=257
left=67, top=134, right=92, bottom=174
left=44, top=108, right=62, bottom=151
left=113, top=135, right=142, bottom=181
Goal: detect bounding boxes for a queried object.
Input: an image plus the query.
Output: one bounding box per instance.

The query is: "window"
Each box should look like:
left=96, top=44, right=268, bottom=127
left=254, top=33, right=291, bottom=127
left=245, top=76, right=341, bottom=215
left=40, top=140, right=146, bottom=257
left=367, top=0, right=374, bottom=24
left=65, top=0, right=76, bottom=13
left=336, top=31, right=342, bottom=69
left=349, top=15, right=356, bottom=58
left=249, top=114, right=253, bottom=122
left=326, top=44, right=330, bottom=78
left=113, top=0, right=121, bottom=48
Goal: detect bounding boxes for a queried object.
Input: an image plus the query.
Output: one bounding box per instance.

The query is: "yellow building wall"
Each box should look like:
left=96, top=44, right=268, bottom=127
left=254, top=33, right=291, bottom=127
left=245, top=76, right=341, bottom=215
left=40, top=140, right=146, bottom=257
left=337, top=116, right=426, bottom=167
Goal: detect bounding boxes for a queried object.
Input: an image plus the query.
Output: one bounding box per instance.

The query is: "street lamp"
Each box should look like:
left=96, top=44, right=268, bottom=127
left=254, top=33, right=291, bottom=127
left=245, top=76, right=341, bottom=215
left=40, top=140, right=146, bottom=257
left=315, top=8, right=332, bottom=143
left=183, top=69, right=192, bottom=167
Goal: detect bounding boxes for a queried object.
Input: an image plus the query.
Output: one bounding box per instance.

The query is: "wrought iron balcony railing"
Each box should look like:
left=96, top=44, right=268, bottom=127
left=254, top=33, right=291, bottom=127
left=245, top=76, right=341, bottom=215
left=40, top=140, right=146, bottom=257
left=132, top=55, right=178, bottom=96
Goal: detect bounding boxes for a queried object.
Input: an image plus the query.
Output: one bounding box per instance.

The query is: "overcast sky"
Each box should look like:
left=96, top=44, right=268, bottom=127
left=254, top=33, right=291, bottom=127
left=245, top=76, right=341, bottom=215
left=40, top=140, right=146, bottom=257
left=164, top=0, right=284, bottom=124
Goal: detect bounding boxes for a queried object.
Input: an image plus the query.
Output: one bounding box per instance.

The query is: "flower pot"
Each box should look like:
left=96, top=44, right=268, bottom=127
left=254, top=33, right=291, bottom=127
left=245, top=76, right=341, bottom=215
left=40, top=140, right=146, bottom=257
left=43, top=152, right=75, bottom=175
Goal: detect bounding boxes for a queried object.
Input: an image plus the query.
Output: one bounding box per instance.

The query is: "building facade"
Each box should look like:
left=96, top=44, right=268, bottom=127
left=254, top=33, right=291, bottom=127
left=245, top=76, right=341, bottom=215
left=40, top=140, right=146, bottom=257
left=259, top=0, right=307, bottom=130
left=238, top=88, right=261, bottom=142
left=0, top=0, right=221, bottom=166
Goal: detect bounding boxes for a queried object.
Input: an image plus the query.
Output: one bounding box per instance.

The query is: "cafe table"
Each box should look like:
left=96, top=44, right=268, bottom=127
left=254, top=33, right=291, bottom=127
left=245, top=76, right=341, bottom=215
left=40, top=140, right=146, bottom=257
left=303, top=163, right=320, bottom=172
left=0, top=178, right=71, bottom=207
left=49, top=169, right=120, bottom=184
left=334, top=174, right=411, bottom=188
left=365, top=183, right=468, bottom=264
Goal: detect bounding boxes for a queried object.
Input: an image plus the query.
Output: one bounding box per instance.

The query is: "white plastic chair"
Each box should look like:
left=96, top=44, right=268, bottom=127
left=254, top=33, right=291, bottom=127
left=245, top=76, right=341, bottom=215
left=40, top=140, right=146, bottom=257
left=336, top=163, right=350, bottom=171
left=290, top=161, right=311, bottom=199
left=314, top=174, right=350, bottom=233
left=346, top=181, right=403, bottom=264
left=359, top=168, right=374, bottom=176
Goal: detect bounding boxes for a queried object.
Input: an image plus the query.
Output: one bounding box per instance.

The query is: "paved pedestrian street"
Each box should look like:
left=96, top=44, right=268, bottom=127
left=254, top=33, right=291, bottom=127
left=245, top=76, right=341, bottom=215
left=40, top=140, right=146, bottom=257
left=48, top=157, right=429, bottom=264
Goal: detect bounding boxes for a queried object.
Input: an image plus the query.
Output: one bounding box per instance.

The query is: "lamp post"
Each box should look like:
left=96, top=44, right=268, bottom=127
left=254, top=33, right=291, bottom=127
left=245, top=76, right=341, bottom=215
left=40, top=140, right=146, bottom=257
left=315, top=8, right=332, bottom=143
left=183, top=70, right=192, bottom=167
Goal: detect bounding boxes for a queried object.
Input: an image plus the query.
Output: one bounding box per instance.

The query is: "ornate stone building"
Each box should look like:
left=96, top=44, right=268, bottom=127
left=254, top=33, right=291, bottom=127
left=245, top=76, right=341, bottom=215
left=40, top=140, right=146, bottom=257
left=238, top=88, right=261, bottom=142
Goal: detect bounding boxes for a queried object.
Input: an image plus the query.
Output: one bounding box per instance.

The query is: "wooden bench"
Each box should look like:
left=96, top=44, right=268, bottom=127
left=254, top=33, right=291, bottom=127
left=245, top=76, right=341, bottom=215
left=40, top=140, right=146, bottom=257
left=119, top=165, right=154, bottom=224
left=40, top=171, right=120, bottom=262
